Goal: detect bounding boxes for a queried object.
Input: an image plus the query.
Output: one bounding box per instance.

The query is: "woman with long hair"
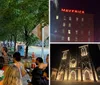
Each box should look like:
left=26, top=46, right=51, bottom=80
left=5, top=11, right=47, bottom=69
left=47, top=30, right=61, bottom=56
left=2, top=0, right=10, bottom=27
left=0, top=65, right=22, bottom=85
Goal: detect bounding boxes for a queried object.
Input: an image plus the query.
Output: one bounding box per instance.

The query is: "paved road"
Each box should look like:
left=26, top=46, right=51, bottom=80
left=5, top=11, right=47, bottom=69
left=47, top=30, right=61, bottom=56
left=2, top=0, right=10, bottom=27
left=51, top=81, right=100, bottom=85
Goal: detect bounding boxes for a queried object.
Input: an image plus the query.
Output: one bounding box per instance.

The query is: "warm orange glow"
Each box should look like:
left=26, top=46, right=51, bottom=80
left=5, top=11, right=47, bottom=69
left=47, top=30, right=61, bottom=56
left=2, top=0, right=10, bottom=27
left=66, top=9, right=69, bottom=12
left=72, top=10, right=74, bottom=12
left=75, top=10, right=78, bottom=13
left=61, top=8, right=85, bottom=14
left=82, top=11, right=85, bottom=14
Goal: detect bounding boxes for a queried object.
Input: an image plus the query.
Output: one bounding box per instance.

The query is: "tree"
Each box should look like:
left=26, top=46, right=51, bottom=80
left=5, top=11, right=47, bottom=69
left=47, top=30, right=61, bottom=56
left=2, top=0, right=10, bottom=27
left=0, top=0, right=48, bottom=58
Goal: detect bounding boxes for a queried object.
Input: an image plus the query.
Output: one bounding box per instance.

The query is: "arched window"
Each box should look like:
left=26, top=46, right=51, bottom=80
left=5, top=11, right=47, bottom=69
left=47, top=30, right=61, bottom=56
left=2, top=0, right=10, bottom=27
left=69, top=71, right=76, bottom=80
left=84, top=70, right=90, bottom=81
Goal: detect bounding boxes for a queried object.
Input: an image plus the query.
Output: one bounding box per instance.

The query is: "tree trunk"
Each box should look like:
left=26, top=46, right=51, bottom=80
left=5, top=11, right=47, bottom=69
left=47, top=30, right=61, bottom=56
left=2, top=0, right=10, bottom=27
left=24, top=27, right=28, bottom=58
left=10, top=34, right=12, bottom=47
left=14, top=35, right=17, bottom=52
left=25, top=45, right=28, bottom=58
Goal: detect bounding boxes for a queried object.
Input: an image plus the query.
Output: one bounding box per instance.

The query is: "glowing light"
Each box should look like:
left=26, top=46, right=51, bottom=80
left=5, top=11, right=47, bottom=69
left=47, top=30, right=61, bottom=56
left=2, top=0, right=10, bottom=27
left=61, top=8, right=65, bottom=12
left=56, top=15, right=59, bottom=19
left=61, top=8, right=85, bottom=14
left=82, top=18, right=84, bottom=22
left=68, top=30, right=71, bottom=34
left=70, top=59, right=77, bottom=68
left=68, top=37, right=70, bottom=41
left=76, top=30, right=78, bottom=34
left=68, top=23, right=71, bottom=27
left=63, top=22, right=66, bottom=27
left=69, top=17, right=71, bottom=21
left=76, top=17, right=79, bottom=21
left=64, top=71, right=67, bottom=80
left=81, top=47, right=88, bottom=56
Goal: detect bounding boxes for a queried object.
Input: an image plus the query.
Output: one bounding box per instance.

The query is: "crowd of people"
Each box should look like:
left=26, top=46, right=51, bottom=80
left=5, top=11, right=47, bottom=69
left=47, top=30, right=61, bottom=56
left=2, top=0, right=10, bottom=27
left=0, top=47, right=49, bottom=85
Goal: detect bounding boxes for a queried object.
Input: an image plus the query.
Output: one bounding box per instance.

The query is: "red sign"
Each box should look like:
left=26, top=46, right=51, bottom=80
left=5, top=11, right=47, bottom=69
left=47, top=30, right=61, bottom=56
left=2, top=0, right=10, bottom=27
left=61, top=8, right=85, bottom=14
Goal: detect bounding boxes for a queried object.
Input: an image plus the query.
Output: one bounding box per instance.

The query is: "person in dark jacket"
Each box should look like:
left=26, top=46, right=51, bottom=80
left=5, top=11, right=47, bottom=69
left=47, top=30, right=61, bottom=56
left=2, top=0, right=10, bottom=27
left=43, top=54, right=49, bottom=80
left=32, top=57, right=48, bottom=85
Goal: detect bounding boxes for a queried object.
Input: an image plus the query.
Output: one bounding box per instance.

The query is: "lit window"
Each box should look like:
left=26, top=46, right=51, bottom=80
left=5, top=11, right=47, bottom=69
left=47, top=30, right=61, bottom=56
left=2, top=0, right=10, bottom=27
left=68, top=30, right=71, bottom=34
left=69, top=17, right=71, bottom=21
left=76, top=30, right=78, bottom=34
left=63, top=22, right=66, bottom=27
left=64, top=16, right=66, bottom=20
left=68, top=23, right=71, bottom=27
left=76, top=17, right=79, bottom=21
left=54, top=30, right=57, bottom=33
left=82, top=18, right=84, bottom=22
left=68, top=37, right=70, bottom=41
left=61, top=36, right=64, bottom=40
left=56, top=15, right=59, bottom=19
left=62, top=29, right=65, bottom=33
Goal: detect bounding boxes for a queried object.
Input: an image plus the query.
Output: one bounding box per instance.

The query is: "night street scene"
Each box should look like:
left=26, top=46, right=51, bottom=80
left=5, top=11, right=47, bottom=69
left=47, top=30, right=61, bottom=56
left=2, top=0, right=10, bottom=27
left=0, top=0, right=49, bottom=85
left=50, top=0, right=100, bottom=42
left=51, top=44, right=100, bottom=85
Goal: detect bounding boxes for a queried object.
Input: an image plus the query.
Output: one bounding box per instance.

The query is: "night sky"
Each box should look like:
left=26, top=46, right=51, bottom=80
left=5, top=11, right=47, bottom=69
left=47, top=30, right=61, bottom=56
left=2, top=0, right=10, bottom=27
left=58, top=0, right=100, bottom=14
left=51, top=0, right=100, bottom=41
left=51, top=44, right=100, bottom=70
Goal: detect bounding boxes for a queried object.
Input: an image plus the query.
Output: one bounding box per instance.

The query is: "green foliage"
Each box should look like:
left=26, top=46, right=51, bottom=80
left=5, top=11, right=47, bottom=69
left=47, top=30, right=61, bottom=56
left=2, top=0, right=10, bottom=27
left=0, top=0, right=48, bottom=45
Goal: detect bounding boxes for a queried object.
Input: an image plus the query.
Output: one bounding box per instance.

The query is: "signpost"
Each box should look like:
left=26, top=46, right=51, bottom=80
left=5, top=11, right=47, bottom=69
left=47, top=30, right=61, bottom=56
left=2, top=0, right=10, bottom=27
left=32, top=24, right=49, bottom=61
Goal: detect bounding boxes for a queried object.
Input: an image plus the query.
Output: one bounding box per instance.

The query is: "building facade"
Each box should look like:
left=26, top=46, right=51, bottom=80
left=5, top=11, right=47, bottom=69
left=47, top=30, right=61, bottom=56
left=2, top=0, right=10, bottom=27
left=50, top=4, right=94, bottom=42
left=51, top=45, right=98, bottom=82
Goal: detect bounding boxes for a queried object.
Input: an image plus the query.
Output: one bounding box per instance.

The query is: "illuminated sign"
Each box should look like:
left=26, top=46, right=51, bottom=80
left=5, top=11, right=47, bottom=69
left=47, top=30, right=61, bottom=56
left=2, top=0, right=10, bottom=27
left=61, top=8, right=85, bottom=14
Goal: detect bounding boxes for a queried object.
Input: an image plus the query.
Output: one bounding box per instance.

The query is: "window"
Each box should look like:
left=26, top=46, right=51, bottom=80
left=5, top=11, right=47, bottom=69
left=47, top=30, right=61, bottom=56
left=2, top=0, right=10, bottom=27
left=64, top=16, right=66, bottom=20
left=76, top=17, right=79, bottom=21
left=69, top=17, right=71, bottom=21
left=68, top=37, right=70, bottom=41
left=75, top=37, right=78, bottom=41
left=81, top=31, right=83, bottom=34
left=88, top=38, right=90, bottom=41
left=88, top=31, right=90, bottom=36
left=63, top=22, right=66, bottom=27
left=68, top=23, right=71, bottom=27
left=82, top=18, right=84, bottom=22
left=68, top=30, right=71, bottom=34
left=54, top=30, right=57, bottom=33
left=76, top=30, right=78, bottom=34
left=61, top=36, right=64, bottom=40
left=56, top=15, right=59, bottom=19
left=62, top=29, right=65, bottom=33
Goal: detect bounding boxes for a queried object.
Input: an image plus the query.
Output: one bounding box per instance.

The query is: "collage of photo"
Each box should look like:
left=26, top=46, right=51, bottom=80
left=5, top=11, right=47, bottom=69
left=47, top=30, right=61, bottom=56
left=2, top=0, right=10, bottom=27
left=0, top=0, right=100, bottom=85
